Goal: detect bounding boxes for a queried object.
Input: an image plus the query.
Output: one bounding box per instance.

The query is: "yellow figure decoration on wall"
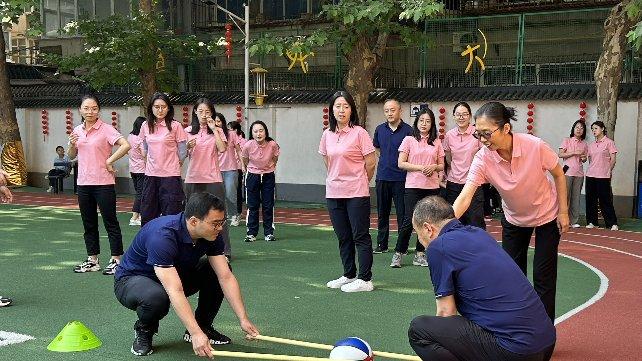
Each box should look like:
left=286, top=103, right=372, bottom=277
left=461, top=29, right=487, bottom=73
left=285, top=50, right=314, bottom=73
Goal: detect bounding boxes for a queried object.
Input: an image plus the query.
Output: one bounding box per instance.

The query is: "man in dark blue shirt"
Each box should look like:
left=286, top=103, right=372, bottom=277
left=115, top=193, right=259, bottom=357
left=373, top=99, right=413, bottom=254
left=408, top=196, right=556, bottom=360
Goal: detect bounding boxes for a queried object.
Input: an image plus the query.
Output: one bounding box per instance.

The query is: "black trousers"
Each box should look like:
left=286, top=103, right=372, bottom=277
left=585, top=177, right=618, bottom=228
left=501, top=217, right=560, bottom=322
left=395, top=188, right=440, bottom=254
left=236, top=169, right=244, bottom=215
left=445, top=181, right=486, bottom=230
left=114, top=257, right=225, bottom=333
left=141, top=176, right=185, bottom=226
left=408, top=315, right=554, bottom=361
left=375, top=180, right=406, bottom=250
left=327, top=197, right=373, bottom=281
left=483, top=183, right=501, bottom=216
left=245, top=172, right=276, bottom=237
left=130, top=173, right=145, bottom=214
left=77, top=185, right=123, bottom=257
left=48, top=169, right=67, bottom=191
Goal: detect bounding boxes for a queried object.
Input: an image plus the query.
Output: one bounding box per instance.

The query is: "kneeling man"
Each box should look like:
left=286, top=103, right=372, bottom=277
left=409, top=196, right=555, bottom=361
left=115, top=193, right=259, bottom=357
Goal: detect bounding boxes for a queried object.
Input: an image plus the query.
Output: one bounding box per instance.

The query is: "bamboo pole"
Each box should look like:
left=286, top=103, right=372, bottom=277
left=210, top=350, right=348, bottom=361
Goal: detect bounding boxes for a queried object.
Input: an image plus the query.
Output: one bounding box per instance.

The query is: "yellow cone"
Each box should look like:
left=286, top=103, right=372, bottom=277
left=47, top=321, right=102, bottom=352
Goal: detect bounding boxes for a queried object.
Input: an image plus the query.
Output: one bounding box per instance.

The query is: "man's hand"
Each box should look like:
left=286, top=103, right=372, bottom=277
left=0, top=186, right=13, bottom=203
left=69, top=133, right=79, bottom=146
left=191, top=332, right=215, bottom=358
left=240, top=318, right=259, bottom=340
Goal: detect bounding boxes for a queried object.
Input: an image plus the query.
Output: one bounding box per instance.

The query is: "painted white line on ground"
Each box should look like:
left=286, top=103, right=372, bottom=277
left=562, top=240, right=642, bottom=259
left=0, top=331, right=35, bottom=347
left=554, top=253, right=609, bottom=326
left=566, top=231, right=642, bottom=244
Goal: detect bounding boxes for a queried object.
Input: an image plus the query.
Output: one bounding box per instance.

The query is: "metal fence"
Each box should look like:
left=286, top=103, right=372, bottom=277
left=188, top=8, right=642, bottom=91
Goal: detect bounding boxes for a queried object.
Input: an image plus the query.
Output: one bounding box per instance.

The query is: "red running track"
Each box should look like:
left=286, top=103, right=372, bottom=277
left=8, top=192, right=642, bottom=360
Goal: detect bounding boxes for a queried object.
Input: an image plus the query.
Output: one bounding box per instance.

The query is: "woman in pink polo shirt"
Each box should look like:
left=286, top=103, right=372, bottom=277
left=218, top=113, right=245, bottom=228
left=241, top=120, right=280, bottom=243
left=139, top=92, right=188, bottom=225
left=127, top=116, right=147, bottom=226
left=442, top=102, right=485, bottom=229
left=559, top=120, right=588, bottom=229
left=228, top=120, right=247, bottom=225
left=390, top=108, right=444, bottom=268
left=585, top=120, right=618, bottom=230
left=184, top=98, right=231, bottom=256
left=453, top=101, right=569, bottom=322
left=68, top=94, right=131, bottom=275
left=319, top=91, right=376, bottom=293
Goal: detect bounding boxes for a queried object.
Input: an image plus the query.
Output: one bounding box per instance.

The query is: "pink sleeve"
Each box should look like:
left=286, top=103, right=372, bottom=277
left=241, top=141, right=250, bottom=158
left=272, top=141, right=280, bottom=157
left=437, top=141, right=445, bottom=158
left=174, top=121, right=187, bottom=142
left=442, top=133, right=450, bottom=152
left=466, top=152, right=487, bottom=186
left=359, top=127, right=375, bottom=156
left=398, top=137, right=410, bottom=154
left=318, top=131, right=328, bottom=156
left=106, top=125, right=124, bottom=146
left=540, top=140, right=560, bottom=171
left=218, top=128, right=228, bottom=143
left=608, top=139, right=618, bottom=154
left=139, top=122, right=148, bottom=142
left=559, top=138, right=568, bottom=151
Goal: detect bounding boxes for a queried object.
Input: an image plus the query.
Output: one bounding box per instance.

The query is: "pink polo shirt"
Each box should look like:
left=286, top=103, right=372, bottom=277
left=236, top=137, right=247, bottom=170
left=559, top=137, right=588, bottom=177
left=398, top=136, right=445, bottom=189
left=318, top=126, right=376, bottom=199
left=73, top=119, right=123, bottom=186
left=442, top=125, right=481, bottom=184
left=218, top=131, right=242, bottom=172
left=140, top=119, right=187, bottom=177
left=586, top=136, right=618, bottom=178
left=467, top=133, right=560, bottom=227
left=184, top=126, right=226, bottom=184
left=241, top=139, right=280, bottom=174
left=127, top=134, right=146, bottom=174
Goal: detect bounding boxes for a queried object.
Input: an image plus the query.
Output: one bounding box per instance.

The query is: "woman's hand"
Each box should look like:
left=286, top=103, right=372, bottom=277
left=187, top=138, right=197, bottom=150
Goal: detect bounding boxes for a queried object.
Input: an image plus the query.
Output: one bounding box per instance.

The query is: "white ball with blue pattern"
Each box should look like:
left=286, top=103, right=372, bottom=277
left=329, top=337, right=374, bottom=361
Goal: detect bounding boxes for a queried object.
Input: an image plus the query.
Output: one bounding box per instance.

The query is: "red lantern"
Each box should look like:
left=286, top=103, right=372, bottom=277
left=527, top=110, right=534, bottom=117
left=439, top=128, right=445, bottom=133
left=527, top=103, right=534, bottom=109
left=439, top=121, right=445, bottom=127
left=323, top=120, right=329, bottom=126
left=323, top=114, right=329, bottom=120
left=439, top=107, right=445, bottom=114
left=439, top=114, right=445, bottom=120
left=225, top=23, right=233, bottom=59
left=41, top=110, right=49, bottom=136
left=580, top=101, right=587, bottom=109
left=527, top=117, right=533, bottom=123
left=236, top=112, right=242, bottom=118
left=527, top=124, right=533, bottom=131
left=65, top=108, right=74, bottom=135
left=439, top=134, right=444, bottom=140
left=236, top=105, right=242, bottom=111
left=323, top=107, right=329, bottom=113
left=579, top=110, right=586, bottom=117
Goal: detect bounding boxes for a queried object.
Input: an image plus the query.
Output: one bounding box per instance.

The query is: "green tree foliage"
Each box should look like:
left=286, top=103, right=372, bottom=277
left=626, top=0, right=642, bottom=49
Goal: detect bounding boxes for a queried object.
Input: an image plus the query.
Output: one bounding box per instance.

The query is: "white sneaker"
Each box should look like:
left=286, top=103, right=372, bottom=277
left=129, top=218, right=141, bottom=226
left=390, top=252, right=402, bottom=268
left=610, top=225, right=619, bottom=231
left=340, top=279, right=374, bottom=293
left=326, top=276, right=356, bottom=289
left=46, top=186, right=53, bottom=193
left=230, top=215, right=240, bottom=227
left=571, top=224, right=581, bottom=228
left=412, top=252, right=429, bottom=267
left=586, top=223, right=596, bottom=229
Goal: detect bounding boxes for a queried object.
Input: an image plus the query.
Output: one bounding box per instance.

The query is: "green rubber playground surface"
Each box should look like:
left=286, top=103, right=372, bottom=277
left=0, top=204, right=599, bottom=360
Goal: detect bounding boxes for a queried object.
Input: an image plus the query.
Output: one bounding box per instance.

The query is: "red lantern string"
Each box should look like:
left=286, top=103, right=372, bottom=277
left=111, top=111, right=119, bottom=130
left=41, top=109, right=49, bottom=140
left=182, top=106, right=189, bottom=128
left=527, top=103, right=535, bottom=135
left=65, top=108, right=73, bottom=135
left=322, top=107, right=329, bottom=128
left=236, top=105, right=243, bottom=122
left=579, top=101, right=587, bottom=122
left=438, top=107, right=446, bottom=140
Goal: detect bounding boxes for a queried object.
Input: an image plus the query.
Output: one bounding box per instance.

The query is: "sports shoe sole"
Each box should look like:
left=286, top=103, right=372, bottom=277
left=183, top=332, right=231, bottom=345
left=73, top=266, right=100, bottom=273
left=131, top=346, right=153, bottom=356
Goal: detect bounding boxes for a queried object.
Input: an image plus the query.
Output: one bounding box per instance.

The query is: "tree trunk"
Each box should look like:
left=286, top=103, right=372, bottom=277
left=595, top=0, right=636, bottom=138
left=344, top=33, right=388, bottom=129
left=139, top=0, right=156, bottom=110
left=0, top=27, right=27, bottom=186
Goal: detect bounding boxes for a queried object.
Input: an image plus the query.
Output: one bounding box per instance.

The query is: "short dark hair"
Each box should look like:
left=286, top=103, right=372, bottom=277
left=184, top=192, right=225, bottom=220
left=569, top=120, right=586, bottom=140
left=248, top=120, right=274, bottom=142
left=412, top=196, right=455, bottom=226
left=412, top=108, right=437, bottom=145
left=328, top=90, right=359, bottom=132
left=227, top=120, right=245, bottom=138
left=55, top=145, right=64, bottom=152
left=146, top=92, right=175, bottom=134
left=591, top=120, right=607, bottom=135
left=452, top=102, right=472, bottom=116
left=474, top=101, right=517, bottom=131
left=131, top=116, right=146, bottom=136
left=80, top=94, right=101, bottom=109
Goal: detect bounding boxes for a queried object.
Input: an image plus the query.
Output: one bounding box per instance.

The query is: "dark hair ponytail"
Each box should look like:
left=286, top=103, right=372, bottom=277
left=474, top=101, right=517, bottom=131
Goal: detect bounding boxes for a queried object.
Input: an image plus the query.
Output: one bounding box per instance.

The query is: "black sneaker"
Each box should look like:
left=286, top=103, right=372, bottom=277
left=0, top=296, right=13, bottom=307
left=131, top=322, right=154, bottom=356
left=102, top=259, right=119, bottom=275
left=183, top=326, right=231, bottom=345
left=373, top=245, right=388, bottom=254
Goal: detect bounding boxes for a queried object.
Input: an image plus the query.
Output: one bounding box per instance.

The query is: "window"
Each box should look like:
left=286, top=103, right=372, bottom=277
left=43, top=0, right=60, bottom=36
left=217, top=0, right=244, bottom=24
left=60, top=0, right=76, bottom=28
left=285, top=0, right=306, bottom=19
left=95, top=0, right=112, bottom=18
left=114, top=0, right=131, bottom=16
left=263, top=0, right=284, bottom=20
left=77, top=0, right=94, bottom=20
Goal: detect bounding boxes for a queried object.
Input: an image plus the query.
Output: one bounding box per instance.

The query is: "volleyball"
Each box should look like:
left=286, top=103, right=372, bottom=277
left=329, top=337, right=374, bottom=361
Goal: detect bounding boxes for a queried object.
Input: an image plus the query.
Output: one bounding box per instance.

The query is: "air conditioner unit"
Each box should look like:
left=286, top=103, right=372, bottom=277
left=452, top=31, right=474, bottom=54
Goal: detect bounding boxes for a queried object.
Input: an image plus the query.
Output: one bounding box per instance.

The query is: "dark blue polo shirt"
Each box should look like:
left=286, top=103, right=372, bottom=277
left=115, top=213, right=224, bottom=281
left=427, top=219, right=556, bottom=355
left=373, top=121, right=413, bottom=181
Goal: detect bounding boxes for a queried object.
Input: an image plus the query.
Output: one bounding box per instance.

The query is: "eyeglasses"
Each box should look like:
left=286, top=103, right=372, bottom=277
left=207, top=219, right=227, bottom=229
left=153, top=105, right=168, bottom=110
left=196, top=110, right=211, bottom=115
left=472, top=127, right=501, bottom=140
left=454, top=113, right=470, bottom=118
left=81, top=107, right=99, bottom=113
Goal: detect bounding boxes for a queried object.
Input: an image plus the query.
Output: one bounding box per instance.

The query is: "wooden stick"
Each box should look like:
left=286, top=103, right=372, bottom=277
left=254, top=335, right=421, bottom=361
left=210, top=350, right=348, bottom=361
